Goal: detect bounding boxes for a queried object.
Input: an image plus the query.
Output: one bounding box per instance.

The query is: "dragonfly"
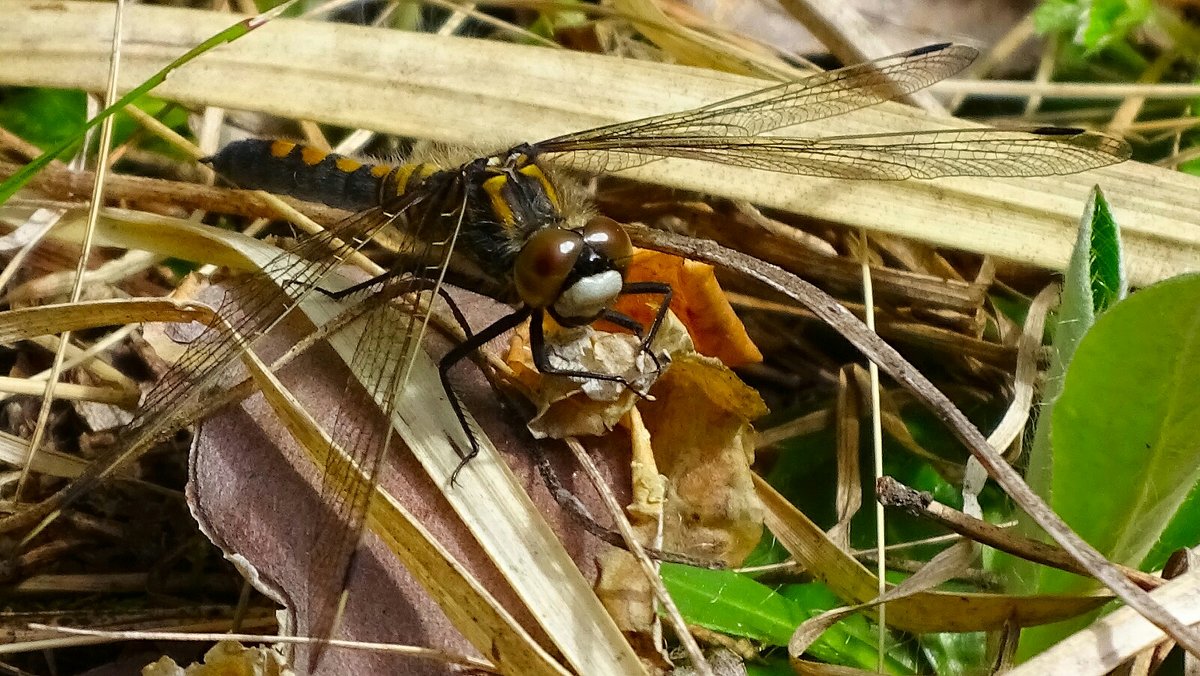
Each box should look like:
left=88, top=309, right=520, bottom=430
left=7, top=42, right=1130, bottom=667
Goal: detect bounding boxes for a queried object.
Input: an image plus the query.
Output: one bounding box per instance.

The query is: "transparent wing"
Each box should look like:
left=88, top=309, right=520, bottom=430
left=302, top=299, right=419, bottom=669
left=50, top=200, right=425, bottom=513
left=547, top=127, right=1132, bottom=180
left=538, top=43, right=980, bottom=174
left=301, top=180, right=462, bottom=669
left=534, top=43, right=1130, bottom=177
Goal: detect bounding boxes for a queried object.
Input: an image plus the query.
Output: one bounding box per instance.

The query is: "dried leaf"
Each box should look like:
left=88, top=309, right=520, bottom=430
left=142, top=641, right=291, bottom=676
left=613, top=249, right=763, bottom=368
left=595, top=350, right=767, bottom=633
left=508, top=311, right=693, bottom=440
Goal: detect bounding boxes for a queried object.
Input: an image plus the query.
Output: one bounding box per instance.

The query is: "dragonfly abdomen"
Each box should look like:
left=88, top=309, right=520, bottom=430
left=204, top=139, right=439, bottom=211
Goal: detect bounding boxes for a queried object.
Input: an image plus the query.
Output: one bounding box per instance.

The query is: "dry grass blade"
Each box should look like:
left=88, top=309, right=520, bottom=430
left=1009, top=569, right=1200, bottom=675
left=0, top=429, right=86, bottom=479
left=2, top=2, right=1197, bottom=286
left=0, top=298, right=212, bottom=343
left=27, top=625, right=498, bottom=671
left=787, top=539, right=980, bottom=663
left=756, top=474, right=1111, bottom=633
left=984, top=283, right=1058, bottom=453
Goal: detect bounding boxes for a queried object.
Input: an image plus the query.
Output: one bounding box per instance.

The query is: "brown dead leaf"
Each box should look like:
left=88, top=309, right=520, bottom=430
left=638, top=352, right=767, bottom=565
left=595, top=349, right=767, bottom=634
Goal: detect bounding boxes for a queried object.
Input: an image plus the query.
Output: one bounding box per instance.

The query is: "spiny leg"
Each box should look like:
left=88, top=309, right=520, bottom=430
left=530, top=440, right=721, bottom=569
left=529, top=309, right=650, bottom=398
left=439, top=282, right=671, bottom=483
left=596, top=281, right=673, bottom=374
left=310, top=269, right=476, bottom=341
left=439, top=306, right=533, bottom=484
left=617, top=280, right=673, bottom=362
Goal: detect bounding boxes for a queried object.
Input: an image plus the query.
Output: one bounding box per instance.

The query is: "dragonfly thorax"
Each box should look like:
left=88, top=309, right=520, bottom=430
left=467, top=147, right=563, bottom=233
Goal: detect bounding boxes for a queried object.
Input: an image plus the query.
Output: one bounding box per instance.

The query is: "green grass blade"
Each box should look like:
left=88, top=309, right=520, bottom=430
left=660, top=563, right=916, bottom=673
left=0, top=1, right=294, bottom=205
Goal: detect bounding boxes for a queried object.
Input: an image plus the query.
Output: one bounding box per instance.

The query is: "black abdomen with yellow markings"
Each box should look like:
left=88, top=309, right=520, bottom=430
left=203, top=139, right=570, bottom=285
left=204, top=139, right=441, bottom=212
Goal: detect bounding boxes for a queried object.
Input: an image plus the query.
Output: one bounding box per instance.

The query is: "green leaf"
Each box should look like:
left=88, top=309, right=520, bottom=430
left=745, top=658, right=796, bottom=676
left=920, top=632, right=987, bottom=676
left=1080, top=0, right=1152, bottom=52
left=1019, top=272, right=1200, bottom=656
left=1084, top=186, right=1127, bottom=312
left=1033, top=0, right=1082, bottom=34
left=659, top=564, right=915, bottom=673
left=661, top=563, right=807, bottom=646
left=1143, top=479, right=1200, bottom=570
left=0, top=88, right=86, bottom=152
left=1020, top=186, right=1124, bottom=529
left=1049, top=285, right=1200, bottom=573
left=1181, top=152, right=1200, bottom=178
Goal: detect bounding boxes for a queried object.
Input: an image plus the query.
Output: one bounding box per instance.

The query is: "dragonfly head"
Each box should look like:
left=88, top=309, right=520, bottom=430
left=513, top=215, right=632, bottom=326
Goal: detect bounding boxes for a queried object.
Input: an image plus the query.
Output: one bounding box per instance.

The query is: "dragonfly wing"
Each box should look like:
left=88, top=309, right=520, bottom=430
left=538, top=43, right=980, bottom=174
left=301, top=297, right=422, bottom=669
left=46, top=201, right=427, bottom=518
left=298, top=183, right=462, bottom=669
left=541, top=127, right=1131, bottom=181
left=132, top=206, right=416, bottom=424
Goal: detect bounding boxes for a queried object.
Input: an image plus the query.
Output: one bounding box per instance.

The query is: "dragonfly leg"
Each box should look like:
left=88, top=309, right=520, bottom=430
left=614, top=281, right=673, bottom=373
left=418, top=279, right=474, bottom=340
left=530, top=309, right=650, bottom=399
left=315, top=267, right=406, bottom=300
left=598, top=308, right=662, bottom=373
left=530, top=441, right=723, bottom=568
left=440, top=305, right=533, bottom=484
left=318, top=268, right=474, bottom=338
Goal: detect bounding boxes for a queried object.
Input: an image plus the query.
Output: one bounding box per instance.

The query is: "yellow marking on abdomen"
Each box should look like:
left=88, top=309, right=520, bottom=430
left=390, top=164, right=418, bottom=196
left=412, top=164, right=439, bottom=183
left=335, top=157, right=363, bottom=172
left=300, top=146, right=326, bottom=166
left=269, top=140, right=295, bottom=158
left=388, top=163, right=439, bottom=196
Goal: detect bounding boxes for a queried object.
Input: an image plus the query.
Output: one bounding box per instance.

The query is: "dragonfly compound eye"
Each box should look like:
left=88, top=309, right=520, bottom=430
left=514, top=227, right=584, bottom=310
left=582, top=216, right=633, bottom=272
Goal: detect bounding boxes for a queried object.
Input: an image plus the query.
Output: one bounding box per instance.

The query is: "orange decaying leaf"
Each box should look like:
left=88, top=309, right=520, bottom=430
left=609, top=249, right=763, bottom=368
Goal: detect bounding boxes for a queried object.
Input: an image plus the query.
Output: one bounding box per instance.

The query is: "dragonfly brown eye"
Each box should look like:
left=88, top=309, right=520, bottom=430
left=514, top=227, right=583, bottom=309
left=582, top=216, right=632, bottom=271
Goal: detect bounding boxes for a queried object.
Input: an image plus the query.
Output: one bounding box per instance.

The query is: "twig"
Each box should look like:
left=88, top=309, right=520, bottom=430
left=876, top=477, right=1162, bottom=590
left=24, top=624, right=496, bottom=671
left=565, top=438, right=714, bottom=676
